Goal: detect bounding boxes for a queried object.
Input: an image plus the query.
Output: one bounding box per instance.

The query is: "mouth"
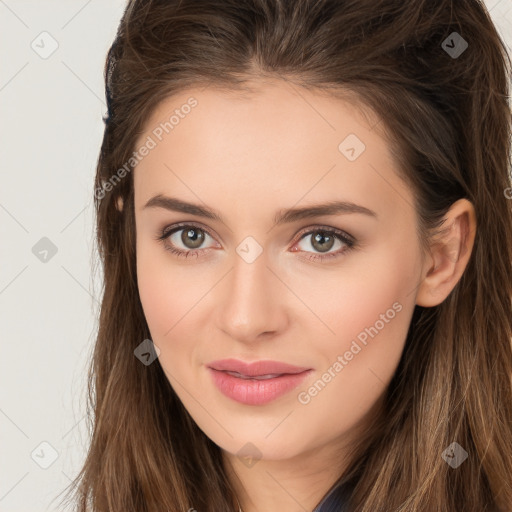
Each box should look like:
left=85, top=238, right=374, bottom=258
left=206, top=359, right=313, bottom=405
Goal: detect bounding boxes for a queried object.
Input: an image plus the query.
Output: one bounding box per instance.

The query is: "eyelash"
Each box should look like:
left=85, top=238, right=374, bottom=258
left=155, top=222, right=356, bottom=262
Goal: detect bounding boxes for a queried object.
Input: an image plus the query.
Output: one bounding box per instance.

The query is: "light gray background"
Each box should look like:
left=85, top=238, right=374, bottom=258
left=0, top=1, right=511, bottom=510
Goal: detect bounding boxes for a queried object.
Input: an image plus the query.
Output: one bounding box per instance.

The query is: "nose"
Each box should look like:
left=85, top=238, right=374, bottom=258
left=215, top=251, right=288, bottom=344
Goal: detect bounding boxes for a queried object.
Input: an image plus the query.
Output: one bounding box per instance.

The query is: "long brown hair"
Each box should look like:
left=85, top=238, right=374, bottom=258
left=58, top=0, right=512, bottom=510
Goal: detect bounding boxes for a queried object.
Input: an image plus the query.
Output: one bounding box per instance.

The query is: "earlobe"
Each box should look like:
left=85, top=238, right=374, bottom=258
left=415, top=199, right=477, bottom=307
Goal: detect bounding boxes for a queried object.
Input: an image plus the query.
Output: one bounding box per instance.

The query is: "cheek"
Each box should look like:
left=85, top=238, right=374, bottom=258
left=293, top=244, right=418, bottom=418
left=301, top=244, right=418, bottom=389
left=300, top=242, right=416, bottom=344
left=137, top=255, right=194, bottom=340
left=136, top=241, right=185, bottom=341
left=136, top=243, right=218, bottom=369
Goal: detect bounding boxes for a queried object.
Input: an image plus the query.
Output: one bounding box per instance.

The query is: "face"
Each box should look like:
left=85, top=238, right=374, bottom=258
left=133, top=78, right=425, bottom=464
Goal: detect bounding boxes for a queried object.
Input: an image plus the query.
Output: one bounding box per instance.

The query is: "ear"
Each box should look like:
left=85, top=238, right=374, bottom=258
left=415, top=198, right=477, bottom=307
left=116, top=196, right=124, bottom=211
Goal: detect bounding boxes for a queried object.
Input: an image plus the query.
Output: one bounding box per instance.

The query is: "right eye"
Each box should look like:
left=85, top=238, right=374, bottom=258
left=156, top=223, right=219, bottom=258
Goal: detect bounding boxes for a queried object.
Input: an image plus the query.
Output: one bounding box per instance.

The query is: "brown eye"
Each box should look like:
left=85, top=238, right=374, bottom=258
left=309, top=230, right=336, bottom=253
left=295, top=228, right=352, bottom=254
left=179, top=227, right=206, bottom=249
left=290, top=226, right=356, bottom=263
left=156, top=223, right=218, bottom=258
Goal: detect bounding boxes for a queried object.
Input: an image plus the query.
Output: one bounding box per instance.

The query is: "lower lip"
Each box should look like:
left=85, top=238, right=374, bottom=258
left=207, top=368, right=312, bottom=405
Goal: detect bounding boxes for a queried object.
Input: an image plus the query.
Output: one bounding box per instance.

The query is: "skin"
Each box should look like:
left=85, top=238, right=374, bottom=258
left=130, top=77, right=476, bottom=512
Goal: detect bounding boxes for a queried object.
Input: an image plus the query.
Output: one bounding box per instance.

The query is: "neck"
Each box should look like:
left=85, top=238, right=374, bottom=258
left=224, top=440, right=351, bottom=512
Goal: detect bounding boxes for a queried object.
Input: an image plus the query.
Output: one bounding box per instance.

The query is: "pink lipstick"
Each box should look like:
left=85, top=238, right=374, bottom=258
left=207, top=358, right=312, bottom=405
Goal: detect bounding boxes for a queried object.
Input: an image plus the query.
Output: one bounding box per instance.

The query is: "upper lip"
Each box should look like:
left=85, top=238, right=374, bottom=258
left=207, top=358, right=311, bottom=377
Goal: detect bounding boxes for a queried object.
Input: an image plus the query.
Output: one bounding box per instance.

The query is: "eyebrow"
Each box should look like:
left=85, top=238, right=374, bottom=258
left=143, top=194, right=378, bottom=225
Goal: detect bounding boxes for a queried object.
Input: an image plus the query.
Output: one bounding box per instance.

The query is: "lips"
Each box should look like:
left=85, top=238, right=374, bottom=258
left=206, top=358, right=313, bottom=405
left=207, top=358, right=311, bottom=378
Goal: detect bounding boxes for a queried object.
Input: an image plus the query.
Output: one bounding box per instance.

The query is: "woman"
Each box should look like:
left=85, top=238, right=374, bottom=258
left=60, top=0, right=512, bottom=510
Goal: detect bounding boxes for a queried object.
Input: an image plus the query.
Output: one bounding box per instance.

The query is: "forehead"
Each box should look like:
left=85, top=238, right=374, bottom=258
left=133, top=79, right=414, bottom=222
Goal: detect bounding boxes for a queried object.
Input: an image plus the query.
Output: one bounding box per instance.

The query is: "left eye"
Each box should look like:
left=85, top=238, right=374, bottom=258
left=156, top=223, right=356, bottom=261
left=291, top=227, right=354, bottom=259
